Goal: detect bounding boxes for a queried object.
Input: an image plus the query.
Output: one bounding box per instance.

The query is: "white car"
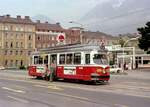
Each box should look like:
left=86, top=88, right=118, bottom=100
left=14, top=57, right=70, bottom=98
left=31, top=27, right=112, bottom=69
left=110, top=65, right=122, bottom=73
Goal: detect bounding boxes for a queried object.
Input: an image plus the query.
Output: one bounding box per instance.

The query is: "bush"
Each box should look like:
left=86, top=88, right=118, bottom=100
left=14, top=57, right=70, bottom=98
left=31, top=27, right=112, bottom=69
left=19, top=65, right=26, bottom=69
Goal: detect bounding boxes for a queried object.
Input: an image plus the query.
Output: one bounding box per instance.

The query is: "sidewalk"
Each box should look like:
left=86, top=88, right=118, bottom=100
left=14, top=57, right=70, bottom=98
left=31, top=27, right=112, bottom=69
left=125, top=69, right=150, bottom=80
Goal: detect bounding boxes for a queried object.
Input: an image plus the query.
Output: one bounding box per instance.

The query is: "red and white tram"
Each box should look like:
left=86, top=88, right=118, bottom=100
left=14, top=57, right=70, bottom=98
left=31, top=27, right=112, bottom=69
left=28, top=44, right=110, bottom=83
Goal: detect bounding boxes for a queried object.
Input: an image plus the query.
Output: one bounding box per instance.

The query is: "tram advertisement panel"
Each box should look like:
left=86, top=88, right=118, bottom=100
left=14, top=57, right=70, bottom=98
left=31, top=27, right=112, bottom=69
left=64, top=66, right=76, bottom=75
left=36, top=66, right=45, bottom=73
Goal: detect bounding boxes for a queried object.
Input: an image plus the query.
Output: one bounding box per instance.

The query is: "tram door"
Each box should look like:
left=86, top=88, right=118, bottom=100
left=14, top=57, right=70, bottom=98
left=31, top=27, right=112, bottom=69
left=50, top=54, right=57, bottom=65
left=49, top=54, right=57, bottom=79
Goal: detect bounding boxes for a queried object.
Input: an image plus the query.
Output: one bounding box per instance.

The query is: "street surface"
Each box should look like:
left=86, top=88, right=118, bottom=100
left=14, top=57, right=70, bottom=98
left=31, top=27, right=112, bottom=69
left=0, top=69, right=149, bottom=107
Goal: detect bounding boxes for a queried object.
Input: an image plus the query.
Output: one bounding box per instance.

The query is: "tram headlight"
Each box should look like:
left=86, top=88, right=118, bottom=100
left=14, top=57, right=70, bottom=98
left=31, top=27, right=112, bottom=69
left=96, top=68, right=102, bottom=73
left=102, top=69, right=106, bottom=73
left=105, top=68, right=110, bottom=72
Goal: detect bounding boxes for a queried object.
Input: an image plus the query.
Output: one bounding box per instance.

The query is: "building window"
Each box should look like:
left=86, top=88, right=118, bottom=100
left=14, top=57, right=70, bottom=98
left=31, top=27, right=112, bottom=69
left=16, top=27, right=19, bottom=31
left=15, top=60, right=18, bottom=66
left=20, top=27, right=23, bottom=31
left=10, top=25, right=13, bottom=31
left=11, top=33, right=13, bottom=39
left=52, top=43, right=54, bottom=47
left=10, top=50, right=13, bottom=55
left=20, top=50, right=23, bottom=55
left=16, top=34, right=18, bottom=38
left=10, top=60, right=13, bottom=66
left=16, top=42, right=19, bottom=48
left=16, top=50, right=18, bottom=55
left=28, top=51, right=31, bottom=55
left=5, top=33, right=8, bottom=39
left=37, top=36, right=40, bottom=40
left=52, top=36, right=54, bottom=40
left=4, top=50, right=7, bottom=55
left=5, top=26, right=8, bottom=30
left=21, top=42, right=23, bottom=48
left=5, top=42, right=8, bottom=48
left=28, top=35, right=31, bottom=40
left=49, top=36, right=51, bottom=40
left=10, top=42, right=13, bottom=48
left=28, top=43, right=32, bottom=48
left=5, top=60, right=8, bottom=66
left=20, top=60, right=23, bottom=66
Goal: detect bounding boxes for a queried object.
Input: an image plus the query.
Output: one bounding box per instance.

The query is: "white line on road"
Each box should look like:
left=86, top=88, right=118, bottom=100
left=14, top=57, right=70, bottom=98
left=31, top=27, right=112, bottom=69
left=114, top=104, right=128, bottom=107
left=48, top=91, right=89, bottom=101
left=2, top=87, right=26, bottom=94
left=7, top=95, right=29, bottom=103
left=34, top=84, right=63, bottom=90
left=0, top=77, right=150, bottom=99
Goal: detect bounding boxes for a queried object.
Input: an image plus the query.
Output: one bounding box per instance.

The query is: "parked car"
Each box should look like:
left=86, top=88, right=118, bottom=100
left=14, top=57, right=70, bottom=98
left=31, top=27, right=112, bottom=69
left=0, top=66, right=5, bottom=70
left=110, top=65, right=122, bottom=73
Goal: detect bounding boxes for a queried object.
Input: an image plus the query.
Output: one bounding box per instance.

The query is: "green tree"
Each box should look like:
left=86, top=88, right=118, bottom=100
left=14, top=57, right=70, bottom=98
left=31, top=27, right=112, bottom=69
left=118, top=34, right=126, bottom=47
left=137, top=22, right=150, bottom=53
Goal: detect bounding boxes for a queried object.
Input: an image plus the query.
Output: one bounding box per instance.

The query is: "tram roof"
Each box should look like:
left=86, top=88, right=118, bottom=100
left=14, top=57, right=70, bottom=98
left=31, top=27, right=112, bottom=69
left=34, top=43, right=107, bottom=54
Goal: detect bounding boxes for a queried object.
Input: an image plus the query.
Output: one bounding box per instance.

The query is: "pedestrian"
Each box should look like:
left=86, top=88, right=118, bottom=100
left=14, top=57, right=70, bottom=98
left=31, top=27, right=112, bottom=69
left=45, top=64, right=50, bottom=81
left=50, top=60, right=57, bottom=82
left=124, top=62, right=126, bottom=70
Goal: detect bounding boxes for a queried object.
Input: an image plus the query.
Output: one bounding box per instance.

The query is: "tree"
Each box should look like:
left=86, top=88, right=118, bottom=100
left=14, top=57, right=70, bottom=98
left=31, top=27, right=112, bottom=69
left=137, top=22, right=150, bottom=53
left=118, top=34, right=126, bottom=47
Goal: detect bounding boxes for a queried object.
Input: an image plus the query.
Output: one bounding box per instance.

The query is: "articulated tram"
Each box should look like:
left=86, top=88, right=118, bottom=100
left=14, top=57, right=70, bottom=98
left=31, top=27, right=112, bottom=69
left=28, top=44, right=110, bottom=83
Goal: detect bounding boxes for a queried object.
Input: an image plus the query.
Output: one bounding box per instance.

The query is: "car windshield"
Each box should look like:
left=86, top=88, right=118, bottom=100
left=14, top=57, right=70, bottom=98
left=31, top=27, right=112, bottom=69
left=93, top=54, right=108, bottom=65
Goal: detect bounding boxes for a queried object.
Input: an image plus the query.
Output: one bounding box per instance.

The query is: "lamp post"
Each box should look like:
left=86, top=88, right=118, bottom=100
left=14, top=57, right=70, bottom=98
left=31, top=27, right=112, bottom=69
left=122, top=36, right=140, bottom=70
left=69, top=21, right=84, bottom=44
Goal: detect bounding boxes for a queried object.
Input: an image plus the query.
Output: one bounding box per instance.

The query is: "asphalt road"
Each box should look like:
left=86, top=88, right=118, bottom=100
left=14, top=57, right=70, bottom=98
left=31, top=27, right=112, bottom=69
left=0, top=69, right=150, bottom=107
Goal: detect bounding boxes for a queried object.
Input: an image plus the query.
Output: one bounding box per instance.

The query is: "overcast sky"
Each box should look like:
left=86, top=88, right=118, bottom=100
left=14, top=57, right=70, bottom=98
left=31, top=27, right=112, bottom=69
left=0, top=0, right=149, bottom=35
left=0, top=0, right=105, bottom=21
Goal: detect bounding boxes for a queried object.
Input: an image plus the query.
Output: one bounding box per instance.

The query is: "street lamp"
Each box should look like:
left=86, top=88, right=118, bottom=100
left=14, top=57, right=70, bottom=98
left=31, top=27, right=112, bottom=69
left=122, top=36, right=140, bottom=70
left=69, top=21, right=84, bottom=44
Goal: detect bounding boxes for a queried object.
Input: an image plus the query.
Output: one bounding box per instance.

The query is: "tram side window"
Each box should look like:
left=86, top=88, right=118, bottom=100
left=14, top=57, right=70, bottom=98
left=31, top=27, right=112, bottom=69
left=51, top=54, right=57, bottom=64
left=66, top=54, right=73, bottom=64
left=59, top=54, right=65, bottom=64
left=44, top=55, right=48, bottom=64
left=74, top=53, right=81, bottom=64
left=34, top=56, right=38, bottom=64
left=39, top=56, right=43, bottom=64
left=85, top=54, right=90, bottom=64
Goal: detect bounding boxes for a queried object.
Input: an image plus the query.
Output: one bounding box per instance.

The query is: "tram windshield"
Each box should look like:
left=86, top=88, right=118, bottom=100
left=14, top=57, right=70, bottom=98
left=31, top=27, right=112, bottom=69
left=93, top=54, right=108, bottom=65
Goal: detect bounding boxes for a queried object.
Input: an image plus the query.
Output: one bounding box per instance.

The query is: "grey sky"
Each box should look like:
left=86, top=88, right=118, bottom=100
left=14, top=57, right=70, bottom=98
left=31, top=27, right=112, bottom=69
left=0, top=0, right=104, bottom=21
left=0, top=0, right=149, bottom=35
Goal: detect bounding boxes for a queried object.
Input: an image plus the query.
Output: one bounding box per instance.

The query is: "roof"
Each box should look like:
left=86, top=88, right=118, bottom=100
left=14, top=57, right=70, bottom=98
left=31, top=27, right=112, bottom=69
left=82, top=31, right=116, bottom=39
left=36, top=43, right=108, bottom=54
left=0, top=15, right=34, bottom=24
left=36, top=22, right=64, bottom=31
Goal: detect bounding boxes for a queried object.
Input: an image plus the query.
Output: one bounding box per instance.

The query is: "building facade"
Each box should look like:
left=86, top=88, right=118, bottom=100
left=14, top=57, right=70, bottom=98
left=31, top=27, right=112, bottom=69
left=0, top=15, right=35, bottom=68
left=0, top=14, right=119, bottom=68
left=35, top=21, right=65, bottom=49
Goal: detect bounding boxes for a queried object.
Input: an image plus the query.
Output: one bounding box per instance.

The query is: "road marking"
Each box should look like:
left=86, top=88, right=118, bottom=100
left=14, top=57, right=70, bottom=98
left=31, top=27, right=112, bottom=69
left=34, top=84, right=63, bottom=90
left=2, top=87, right=26, bottom=94
left=114, top=104, right=128, bottom=107
left=0, top=77, right=150, bottom=99
left=7, top=96, right=28, bottom=103
left=48, top=91, right=89, bottom=101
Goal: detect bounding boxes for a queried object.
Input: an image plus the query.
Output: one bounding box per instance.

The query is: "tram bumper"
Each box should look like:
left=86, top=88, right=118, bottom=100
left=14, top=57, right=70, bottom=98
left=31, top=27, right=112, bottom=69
left=91, top=73, right=110, bottom=81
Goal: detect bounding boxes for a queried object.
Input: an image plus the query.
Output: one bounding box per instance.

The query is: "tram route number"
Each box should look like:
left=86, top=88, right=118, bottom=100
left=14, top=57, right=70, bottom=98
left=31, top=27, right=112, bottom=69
left=64, top=67, right=76, bottom=75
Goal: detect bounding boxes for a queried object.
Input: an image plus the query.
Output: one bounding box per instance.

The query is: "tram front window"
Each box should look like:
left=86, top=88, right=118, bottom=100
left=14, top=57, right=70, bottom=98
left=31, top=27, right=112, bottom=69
left=93, top=54, right=108, bottom=65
